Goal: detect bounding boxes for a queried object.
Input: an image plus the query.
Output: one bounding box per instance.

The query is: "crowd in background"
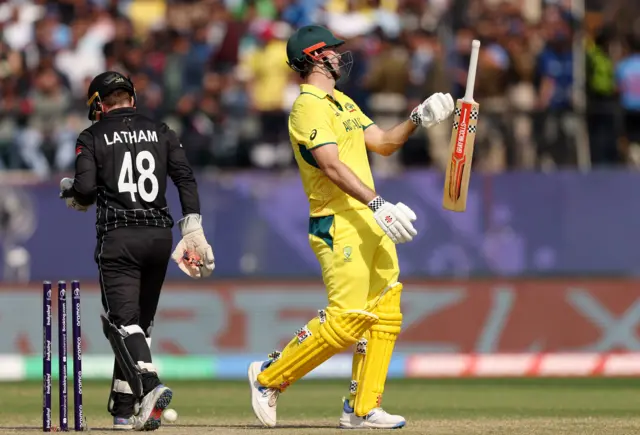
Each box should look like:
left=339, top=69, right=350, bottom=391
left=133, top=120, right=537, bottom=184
left=0, top=0, right=639, bottom=178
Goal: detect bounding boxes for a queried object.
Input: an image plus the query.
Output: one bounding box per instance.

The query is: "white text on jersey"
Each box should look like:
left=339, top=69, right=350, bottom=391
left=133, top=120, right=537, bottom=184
left=104, top=130, right=159, bottom=146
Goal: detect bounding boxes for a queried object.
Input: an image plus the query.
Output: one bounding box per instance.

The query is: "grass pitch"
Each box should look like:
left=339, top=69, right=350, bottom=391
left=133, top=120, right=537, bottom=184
left=1, top=378, right=640, bottom=434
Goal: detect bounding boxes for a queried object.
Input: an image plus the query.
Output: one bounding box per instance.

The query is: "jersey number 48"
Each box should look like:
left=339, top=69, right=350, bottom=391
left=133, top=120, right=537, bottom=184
left=118, top=150, right=159, bottom=203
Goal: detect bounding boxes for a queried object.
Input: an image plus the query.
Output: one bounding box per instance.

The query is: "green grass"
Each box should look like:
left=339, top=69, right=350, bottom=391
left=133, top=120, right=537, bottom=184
left=2, top=378, right=640, bottom=434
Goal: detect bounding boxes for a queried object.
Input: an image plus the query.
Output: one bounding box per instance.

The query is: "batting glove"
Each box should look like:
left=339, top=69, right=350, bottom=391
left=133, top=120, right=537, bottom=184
left=172, top=213, right=215, bottom=279
left=59, top=177, right=89, bottom=212
left=368, top=196, right=418, bottom=244
left=410, top=92, right=455, bottom=128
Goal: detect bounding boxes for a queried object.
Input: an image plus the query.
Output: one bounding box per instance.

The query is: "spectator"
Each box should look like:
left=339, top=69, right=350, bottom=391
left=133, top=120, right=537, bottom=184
left=616, top=33, right=640, bottom=166
left=534, top=11, right=576, bottom=168
left=586, top=27, right=618, bottom=165
left=409, top=29, right=451, bottom=171
left=362, top=31, right=410, bottom=174
left=239, top=20, right=293, bottom=168
left=0, top=0, right=633, bottom=176
left=54, top=17, right=106, bottom=98
left=15, top=66, right=76, bottom=177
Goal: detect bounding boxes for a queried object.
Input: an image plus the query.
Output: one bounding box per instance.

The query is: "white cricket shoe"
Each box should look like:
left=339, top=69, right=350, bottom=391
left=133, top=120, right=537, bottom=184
left=113, top=416, right=135, bottom=430
left=248, top=361, right=280, bottom=427
left=133, top=385, right=173, bottom=431
left=339, top=398, right=406, bottom=429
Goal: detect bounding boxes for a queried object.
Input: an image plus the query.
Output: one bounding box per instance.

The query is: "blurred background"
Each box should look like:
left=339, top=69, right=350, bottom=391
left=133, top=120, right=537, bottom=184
left=1, top=0, right=640, bottom=382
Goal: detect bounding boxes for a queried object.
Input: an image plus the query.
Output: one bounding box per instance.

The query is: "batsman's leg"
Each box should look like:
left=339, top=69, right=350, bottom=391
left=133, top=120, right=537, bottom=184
left=249, top=212, right=378, bottom=428
left=249, top=310, right=378, bottom=427
left=341, top=237, right=405, bottom=429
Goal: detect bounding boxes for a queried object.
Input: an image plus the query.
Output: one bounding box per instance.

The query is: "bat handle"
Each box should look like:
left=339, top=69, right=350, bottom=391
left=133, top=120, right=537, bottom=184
left=463, top=40, right=481, bottom=102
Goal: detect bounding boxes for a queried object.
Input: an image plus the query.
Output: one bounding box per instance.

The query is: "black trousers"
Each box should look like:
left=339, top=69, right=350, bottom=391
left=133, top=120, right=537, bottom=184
left=95, top=226, right=172, bottom=417
left=95, top=226, right=172, bottom=329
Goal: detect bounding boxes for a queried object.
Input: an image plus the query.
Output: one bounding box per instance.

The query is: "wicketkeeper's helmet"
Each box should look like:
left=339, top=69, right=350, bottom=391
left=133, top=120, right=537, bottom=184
left=86, top=71, right=137, bottom=121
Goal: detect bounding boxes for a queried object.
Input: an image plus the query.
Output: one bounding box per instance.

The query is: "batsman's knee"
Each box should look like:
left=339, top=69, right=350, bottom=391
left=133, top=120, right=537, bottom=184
left=256, top=309, right=378, bottom=389
left=320, top=309, right=379, bottom=349
left=367, top=282, right=403, bottom=331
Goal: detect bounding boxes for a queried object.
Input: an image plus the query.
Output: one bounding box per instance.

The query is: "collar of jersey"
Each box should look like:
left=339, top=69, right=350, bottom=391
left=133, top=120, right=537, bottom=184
left=104, top=107, right=136, bottom=118
left=300, top=84, right=343, bottom=110
left=300, top=84, right=335, bottom=100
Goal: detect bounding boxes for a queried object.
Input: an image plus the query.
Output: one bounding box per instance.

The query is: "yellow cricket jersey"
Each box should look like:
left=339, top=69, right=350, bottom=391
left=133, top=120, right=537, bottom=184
left=289, top=84, right=375, bottom=217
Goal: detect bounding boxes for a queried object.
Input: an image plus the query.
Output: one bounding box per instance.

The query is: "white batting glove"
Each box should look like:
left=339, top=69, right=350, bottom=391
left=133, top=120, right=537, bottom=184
left=368, top=196, right=418, bottom=244
left=410, top=92, right=455, bottom=128
left=59, top=177, right=89, bottom=212
left=171, top=214, right=215, bottom=279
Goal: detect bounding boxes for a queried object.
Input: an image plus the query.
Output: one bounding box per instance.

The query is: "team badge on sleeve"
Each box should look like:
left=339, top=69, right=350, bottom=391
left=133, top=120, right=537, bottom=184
left=75, top=144, right=82, bottom=156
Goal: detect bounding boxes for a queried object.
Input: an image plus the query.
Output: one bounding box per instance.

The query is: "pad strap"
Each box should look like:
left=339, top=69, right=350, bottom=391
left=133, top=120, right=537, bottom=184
left=113, top=379, right=133, bottom=394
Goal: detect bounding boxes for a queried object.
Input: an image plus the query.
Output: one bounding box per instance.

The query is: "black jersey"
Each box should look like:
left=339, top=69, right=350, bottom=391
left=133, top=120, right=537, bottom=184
left=69, top=107, right=200, bottom=235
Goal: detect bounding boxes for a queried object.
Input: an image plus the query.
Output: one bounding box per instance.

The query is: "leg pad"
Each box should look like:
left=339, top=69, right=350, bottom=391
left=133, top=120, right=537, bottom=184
left=101, top=315, right=145, bottom=401
left=355, top=283, right=403, bottom=416
left=257, top=309, right=379, bottom=390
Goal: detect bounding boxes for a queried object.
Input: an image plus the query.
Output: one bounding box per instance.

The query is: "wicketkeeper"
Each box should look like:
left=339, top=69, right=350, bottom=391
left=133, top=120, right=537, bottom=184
left=60, top=71, right=215, bottom=431
left=248, top=25, right=454, bottom=429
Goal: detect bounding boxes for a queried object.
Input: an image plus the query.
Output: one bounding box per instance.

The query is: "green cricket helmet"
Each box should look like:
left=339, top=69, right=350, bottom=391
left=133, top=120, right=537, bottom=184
left=286, top=25, right=353, bottom=81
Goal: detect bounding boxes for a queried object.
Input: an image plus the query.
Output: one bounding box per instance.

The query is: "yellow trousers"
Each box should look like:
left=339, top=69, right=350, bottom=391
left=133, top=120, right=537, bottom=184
left=257, top=208, right=403, bottom=416
left=309, top=208, right=399, bottom=316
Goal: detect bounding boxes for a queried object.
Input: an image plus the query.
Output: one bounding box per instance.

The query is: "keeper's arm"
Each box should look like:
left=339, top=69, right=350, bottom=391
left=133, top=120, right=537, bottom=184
left=310, top=144, right=377, bottom=205
left=69, top=131, right=97, bottom=206
left=163, top=123, right=201, bottom=216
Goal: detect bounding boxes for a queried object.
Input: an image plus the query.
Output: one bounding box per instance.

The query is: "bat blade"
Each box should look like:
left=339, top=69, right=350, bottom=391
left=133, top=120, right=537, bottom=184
left=442, top=99, right=479, bottom=212
left=442, top=39, right=480, bottom=213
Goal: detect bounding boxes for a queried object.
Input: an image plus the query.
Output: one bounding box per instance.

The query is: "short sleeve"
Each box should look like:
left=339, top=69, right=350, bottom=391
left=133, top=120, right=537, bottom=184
left=292, top=97, right=338, bottom=150
left=346, top=98, right=374, bottom=130
left=360, top=110, right=374, bottom=130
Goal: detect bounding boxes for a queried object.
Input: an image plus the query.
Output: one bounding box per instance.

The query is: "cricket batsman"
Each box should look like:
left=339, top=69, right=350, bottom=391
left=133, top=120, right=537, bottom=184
left=248, top=25, right=454, bottom=429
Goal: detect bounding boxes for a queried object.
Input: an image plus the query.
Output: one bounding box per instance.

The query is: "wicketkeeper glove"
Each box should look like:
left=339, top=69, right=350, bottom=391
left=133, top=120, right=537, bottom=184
left=171, top=213, right=215, bottom=279
left=368, top=196, right=418, bottom=244
left=410, top=92, right=455, bottom=128
left=59, top=177, right=89, bottom=212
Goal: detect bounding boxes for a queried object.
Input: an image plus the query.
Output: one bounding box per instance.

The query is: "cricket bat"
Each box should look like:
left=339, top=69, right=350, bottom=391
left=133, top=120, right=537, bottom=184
left=442, top=39, right=481, bottom=212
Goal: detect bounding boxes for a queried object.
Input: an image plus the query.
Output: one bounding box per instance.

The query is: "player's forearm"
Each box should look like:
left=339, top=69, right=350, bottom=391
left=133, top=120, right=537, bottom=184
left=72, top=156, right=97, bottom=205
left=370, top=120, right=417, bottom=156
left=174, top=176, right=200, bottom=216
left=321, top=161, right=377, bottom=205
left=71, top=187, right=96, bottom=206
left=168, top=146, right=201, bottom=216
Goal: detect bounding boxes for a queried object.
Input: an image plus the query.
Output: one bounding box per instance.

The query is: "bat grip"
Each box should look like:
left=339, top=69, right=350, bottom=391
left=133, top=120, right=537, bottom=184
left=463, top=40, right=481, bottom=102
